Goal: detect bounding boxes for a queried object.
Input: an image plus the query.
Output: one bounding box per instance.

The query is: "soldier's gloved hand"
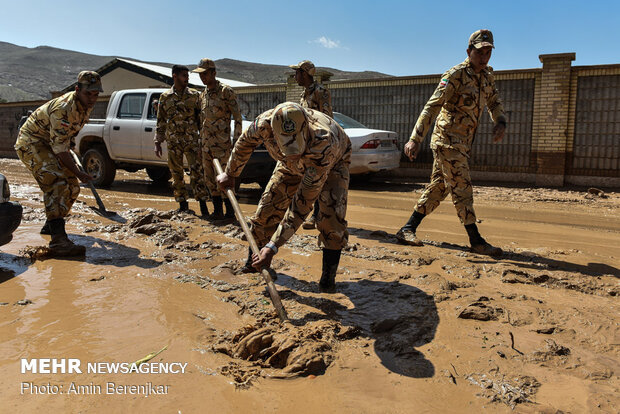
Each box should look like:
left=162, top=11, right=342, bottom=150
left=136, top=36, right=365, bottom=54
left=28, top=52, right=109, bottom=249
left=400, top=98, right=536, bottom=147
left=252, top=247, right=275, bottom=270
left=404, top=141, right=421, bottom=161
left=492, top=123, right=506, bottom=142
left=216, top=172, right=235, bottom=190
left=77, top=171, right=93, bottom=183
left=154, top=142, right=163, bottom=159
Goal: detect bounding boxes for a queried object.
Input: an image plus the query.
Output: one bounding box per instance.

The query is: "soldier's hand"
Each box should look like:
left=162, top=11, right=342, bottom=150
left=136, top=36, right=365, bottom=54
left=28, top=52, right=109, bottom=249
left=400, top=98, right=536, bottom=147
left=404, top=141, right=421, bottom=161
left=216, top=172, right=235, bottom=190
left=154, top=142, right=163, bottom=158
left=77, top=171, right=93, bottom=183
left=252, top=247, right=275, bottom=270
left=492, top=123, right=506, bottom=142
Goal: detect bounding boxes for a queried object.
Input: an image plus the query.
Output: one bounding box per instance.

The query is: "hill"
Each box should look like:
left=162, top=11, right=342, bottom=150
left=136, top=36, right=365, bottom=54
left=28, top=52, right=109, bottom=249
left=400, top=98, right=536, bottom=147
left=0, top=41, right=391, bottom=102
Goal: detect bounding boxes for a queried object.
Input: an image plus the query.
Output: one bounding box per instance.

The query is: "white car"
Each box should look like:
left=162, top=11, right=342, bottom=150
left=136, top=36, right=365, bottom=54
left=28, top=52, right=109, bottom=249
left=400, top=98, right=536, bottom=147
left=332, top=112, right=401, bottom=175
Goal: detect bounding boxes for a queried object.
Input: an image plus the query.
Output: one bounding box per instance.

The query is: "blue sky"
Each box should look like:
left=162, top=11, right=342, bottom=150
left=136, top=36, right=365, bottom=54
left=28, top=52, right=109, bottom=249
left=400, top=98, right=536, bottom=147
left=1, top=0, right=619, bottom=76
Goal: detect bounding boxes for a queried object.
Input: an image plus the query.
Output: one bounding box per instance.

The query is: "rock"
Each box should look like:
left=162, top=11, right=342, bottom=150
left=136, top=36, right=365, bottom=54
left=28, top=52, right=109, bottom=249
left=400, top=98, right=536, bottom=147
left=129, top=213, right=160, bottom=229
left=89, top=276, right=105, bottom=282
left=457, top=301, right=503, bottom=321
left=587, top=187, right=606, bottom=197
left=134, top=223, right=168, bottom=235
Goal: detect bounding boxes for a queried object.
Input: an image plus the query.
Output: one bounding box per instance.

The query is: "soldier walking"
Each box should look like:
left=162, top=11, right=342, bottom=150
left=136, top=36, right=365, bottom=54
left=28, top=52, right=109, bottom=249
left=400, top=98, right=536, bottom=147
left=154, top=65, right=208, bottom=215
left=192, top=58, right=242, bottom=223
left=289, top=60, right=334, bottom=230
left=217, top=103, right=351, bottom=292
left=15, top=71, right=102, bottom=257
left=396, top=30, right=507, bottom=256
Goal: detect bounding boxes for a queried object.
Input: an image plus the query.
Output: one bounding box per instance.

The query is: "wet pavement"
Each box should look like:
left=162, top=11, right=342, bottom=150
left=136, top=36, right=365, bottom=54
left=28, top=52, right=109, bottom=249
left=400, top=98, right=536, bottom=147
left=0, top=158, right=619, bottom=413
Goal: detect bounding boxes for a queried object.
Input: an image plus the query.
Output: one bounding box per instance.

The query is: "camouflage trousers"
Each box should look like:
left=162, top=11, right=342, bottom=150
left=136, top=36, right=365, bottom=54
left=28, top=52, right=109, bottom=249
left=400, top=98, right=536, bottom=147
left=15, top=141, right=80, bottom=220
left=415, top=145, right=476, bottom=225
left=250, top=157, right=350, bottom=251
left=167, top=139, right=207, bottom=202
left=201, top=138, right=231, bottom=197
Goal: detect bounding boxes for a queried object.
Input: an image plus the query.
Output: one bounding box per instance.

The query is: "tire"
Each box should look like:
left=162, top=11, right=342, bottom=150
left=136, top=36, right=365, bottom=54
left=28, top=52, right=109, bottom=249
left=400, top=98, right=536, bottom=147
left=0, top=201, right=22, bottom=247
left=146, top=166, right=171, bottom=183
left=83, top=146, right=116, bottom=187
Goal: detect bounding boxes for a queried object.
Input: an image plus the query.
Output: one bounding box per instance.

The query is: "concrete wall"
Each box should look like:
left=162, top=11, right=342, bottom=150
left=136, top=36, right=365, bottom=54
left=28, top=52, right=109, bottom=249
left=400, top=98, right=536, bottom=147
left=1, top=53, right=619, bottom=187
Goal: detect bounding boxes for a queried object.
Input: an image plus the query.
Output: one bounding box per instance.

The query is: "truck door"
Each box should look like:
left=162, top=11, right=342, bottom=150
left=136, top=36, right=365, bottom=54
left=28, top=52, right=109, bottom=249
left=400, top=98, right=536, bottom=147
left=108, top=92, right=147, bottom=160
left=141, top=92, right=166, bottom=162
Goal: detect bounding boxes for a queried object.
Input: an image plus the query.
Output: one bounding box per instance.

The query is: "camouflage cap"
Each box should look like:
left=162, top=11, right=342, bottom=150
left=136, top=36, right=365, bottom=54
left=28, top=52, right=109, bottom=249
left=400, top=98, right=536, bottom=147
left=77, top=71, right=103, bottom=92
left=192, top=58, right=216, bottom=73
left=469, top=29, right=494, bottom=49
left=289, top=60, right=316, bottom=76
left=271, top=102, right=309, bottom=156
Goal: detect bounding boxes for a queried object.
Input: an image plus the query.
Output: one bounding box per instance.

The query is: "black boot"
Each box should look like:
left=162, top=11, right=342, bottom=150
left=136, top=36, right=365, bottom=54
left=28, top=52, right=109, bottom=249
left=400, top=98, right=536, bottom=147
left=319, top=248, right=341, bottom=293
left=48, top=218, right=85, bottom=257
left=40, top=220, right=51, bottom=235
left=396, top=211, right=425, bottom=246
left=199, top=200, right=209, bottom=218
left=223, top=198, right=235, bottom=220
left=211, top=196, right=224, bottom=220
left=465, top=223, right=502, bottom=257
left=240, top=247, right=256, bottom=273
left=177, top=200, right=189, bottom=212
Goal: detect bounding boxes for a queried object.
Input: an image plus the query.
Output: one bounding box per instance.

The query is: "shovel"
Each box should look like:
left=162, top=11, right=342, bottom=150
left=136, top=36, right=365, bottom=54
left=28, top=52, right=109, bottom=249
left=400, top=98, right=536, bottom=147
left=70, top=150, right=125, bottom=223
left=213, top=159, right=288, bottom=322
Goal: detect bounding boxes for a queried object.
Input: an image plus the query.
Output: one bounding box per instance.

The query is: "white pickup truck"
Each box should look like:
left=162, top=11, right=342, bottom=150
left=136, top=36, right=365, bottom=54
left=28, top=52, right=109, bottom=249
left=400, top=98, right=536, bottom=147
left=75, top=88, right=275, bottom=188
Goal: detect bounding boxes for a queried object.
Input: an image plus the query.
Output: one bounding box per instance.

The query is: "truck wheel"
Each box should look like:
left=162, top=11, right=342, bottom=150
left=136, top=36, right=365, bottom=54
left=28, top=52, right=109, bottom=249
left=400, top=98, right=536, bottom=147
left=146, top=167, right=171, bottom=183
left=83, top=146, right=116, bottom=187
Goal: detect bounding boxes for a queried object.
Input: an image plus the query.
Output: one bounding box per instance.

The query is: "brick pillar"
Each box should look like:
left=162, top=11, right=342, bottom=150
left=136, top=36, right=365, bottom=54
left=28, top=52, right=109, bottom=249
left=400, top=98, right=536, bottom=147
left=532, top=53, right=576, bottom=186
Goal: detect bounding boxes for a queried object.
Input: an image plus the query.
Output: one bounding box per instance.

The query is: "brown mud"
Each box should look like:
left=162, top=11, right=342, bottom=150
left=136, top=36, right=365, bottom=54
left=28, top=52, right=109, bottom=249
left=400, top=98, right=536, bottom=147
left=0, top=158, right=618, bottom=413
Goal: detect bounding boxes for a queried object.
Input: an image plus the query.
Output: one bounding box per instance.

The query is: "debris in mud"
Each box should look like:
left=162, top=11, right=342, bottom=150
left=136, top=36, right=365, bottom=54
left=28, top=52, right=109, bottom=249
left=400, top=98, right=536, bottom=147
left=501, top=269, right=550, bottom=284
left=89, top=276, right=105, bottom=282
left=458, top=298, right=504, bottom=321
left=213, top=320, right=346, bottom=387
left=0, top=302, right=8, bottom=306
left=134, top=223, right=169, bottom=235
left=586, top=187, right=607, bottom=198
left=530, top=339, right=571, bottom=362
left=15, top=299, right=33, bottom=306
left=19, top=245, right=52, bottom=262
left=466, top=373, right=540, bottom=409
left=175, top=273, right=246, bottom=292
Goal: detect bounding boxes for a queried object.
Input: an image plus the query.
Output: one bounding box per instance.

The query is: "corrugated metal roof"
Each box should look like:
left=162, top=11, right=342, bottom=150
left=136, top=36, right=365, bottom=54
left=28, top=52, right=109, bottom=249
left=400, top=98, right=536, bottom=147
left=117, top=58, right=254, bottom=87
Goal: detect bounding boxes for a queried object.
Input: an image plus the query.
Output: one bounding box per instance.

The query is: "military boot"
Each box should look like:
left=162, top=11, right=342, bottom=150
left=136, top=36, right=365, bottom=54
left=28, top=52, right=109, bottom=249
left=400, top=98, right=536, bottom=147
left=48, top=218, right=86, bottom=257
left=223, top=198, right=235, bottom=221
left=40, top=220, right=51, bottom=235
left=210, top=196, right=225, bottom=220
left=319, top=248, right=341, bottom=293
left=302, top=214, right=317, bottom=230
left=395, top=211, right=425, bottom=246
left=177, top=200, right=189, bottom=212
left=465, top=223, right=503, bottom=257
left=199, top=200, right=210, bottom=218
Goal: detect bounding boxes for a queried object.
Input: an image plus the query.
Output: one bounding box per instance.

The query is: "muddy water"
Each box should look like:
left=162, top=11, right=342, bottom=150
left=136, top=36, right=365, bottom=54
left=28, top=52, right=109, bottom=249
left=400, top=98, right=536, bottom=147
left=0, top=158, right=618, bottom=413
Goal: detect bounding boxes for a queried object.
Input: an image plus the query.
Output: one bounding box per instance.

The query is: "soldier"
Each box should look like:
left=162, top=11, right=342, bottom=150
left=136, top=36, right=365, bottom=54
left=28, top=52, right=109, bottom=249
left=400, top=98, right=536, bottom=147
left=192, top=58, right=242, bottom=222
left=289, top=60, right=334, bottom=230
left=396, top=29, right=507, bottom=257
left=155, top=65, right=208, bottom=215
left=17, top=110, right=33, bottom=131
left=217, top=102, right=351, bottom=293
left=15, top=71, right=102, bottom=257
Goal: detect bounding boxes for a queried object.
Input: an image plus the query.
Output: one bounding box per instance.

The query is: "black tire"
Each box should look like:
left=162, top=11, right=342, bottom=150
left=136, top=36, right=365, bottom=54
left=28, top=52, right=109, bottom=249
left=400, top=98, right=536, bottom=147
left=83, top=146, right=116, bottom=187
left=0, top=201, right=22, bottom=247
left=146, top=166, right=171, bottom=183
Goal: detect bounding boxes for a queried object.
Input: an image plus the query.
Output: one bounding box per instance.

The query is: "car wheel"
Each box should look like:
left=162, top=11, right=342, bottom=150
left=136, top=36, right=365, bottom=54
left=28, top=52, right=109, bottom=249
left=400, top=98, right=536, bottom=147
left=0, top=201, right=23, bottom=247
left=83, top=146, right=116, bottom=187
left=146, top=167, right=171, bottom=183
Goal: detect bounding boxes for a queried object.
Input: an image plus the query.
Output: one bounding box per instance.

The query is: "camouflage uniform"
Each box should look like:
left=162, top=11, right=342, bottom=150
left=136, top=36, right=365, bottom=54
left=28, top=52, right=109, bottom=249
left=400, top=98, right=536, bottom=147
left=300, top=81, right=333, bottom=117
left=14, top=91, right=91, bottom=220
left=226, top=107, right=351, bottom=250
left=155, top=87, right=207, bottom=202
left=199, top=80, right=242, bottom=197
left=410, top=57, right=506, bottom=225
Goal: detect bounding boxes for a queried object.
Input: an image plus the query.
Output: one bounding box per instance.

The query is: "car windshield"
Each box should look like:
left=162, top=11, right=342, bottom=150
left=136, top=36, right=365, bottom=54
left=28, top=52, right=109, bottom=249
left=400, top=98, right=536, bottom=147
left=333, top=112, right=367, bottom=129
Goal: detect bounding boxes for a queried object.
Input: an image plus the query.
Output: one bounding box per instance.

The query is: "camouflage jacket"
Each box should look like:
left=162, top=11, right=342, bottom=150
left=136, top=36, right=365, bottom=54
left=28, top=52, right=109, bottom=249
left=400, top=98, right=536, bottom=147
left=199, top=80, right=242, bottom=145
left=227, top=108, right=351, bottom=248
left=15, top=91, right=91, bottom=154
left=410, top=57, right=506, bottom=155
left=300, top=81, right=333, bottom=117
left=155, top=87, right=201, bottom=144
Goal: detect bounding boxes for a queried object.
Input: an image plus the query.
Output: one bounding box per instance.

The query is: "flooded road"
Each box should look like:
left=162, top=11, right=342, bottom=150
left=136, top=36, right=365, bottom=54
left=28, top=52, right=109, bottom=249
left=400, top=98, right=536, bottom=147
left=1, top=158, right=618, bottom=413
